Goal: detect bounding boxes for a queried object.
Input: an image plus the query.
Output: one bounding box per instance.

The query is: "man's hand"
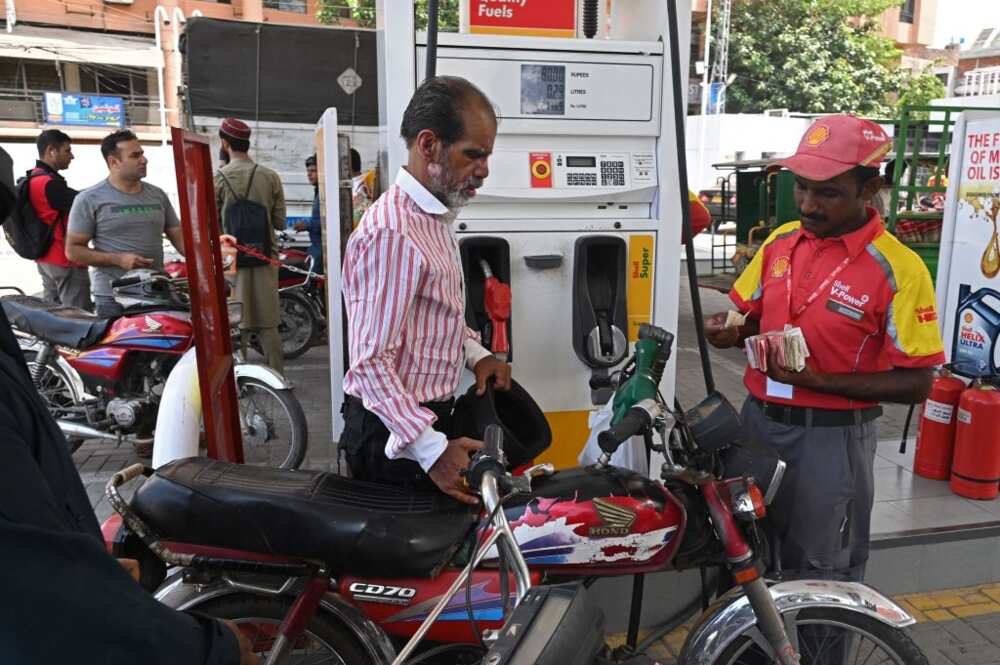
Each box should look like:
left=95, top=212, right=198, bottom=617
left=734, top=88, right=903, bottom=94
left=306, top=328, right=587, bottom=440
left=221, top=620, right=259, bottom=665
left=704, top=311, right=742, bottom=349
left=116, top=253, right=153, bottom=271
left=764, top=344, right=820, bottom=389
left=428, top=437, right=483, bottom=505
left=117, top=558, right=140, bottom=583
left=293, top=221, right=308, bottom=231
left=474, top=356, right=512, bottom=395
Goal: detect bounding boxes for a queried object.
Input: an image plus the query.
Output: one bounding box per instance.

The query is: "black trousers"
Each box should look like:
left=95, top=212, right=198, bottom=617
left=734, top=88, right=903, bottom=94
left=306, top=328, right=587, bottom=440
left=341, top=395, right=453, bottom=491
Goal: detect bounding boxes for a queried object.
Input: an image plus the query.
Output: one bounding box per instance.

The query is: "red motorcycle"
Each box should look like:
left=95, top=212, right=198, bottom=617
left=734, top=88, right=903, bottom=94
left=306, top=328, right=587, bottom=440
left=103, top=325, right=925, bottom=665
left=0, top=273, right=307, bottom=469
left=166, top=231, right=326, bottom=361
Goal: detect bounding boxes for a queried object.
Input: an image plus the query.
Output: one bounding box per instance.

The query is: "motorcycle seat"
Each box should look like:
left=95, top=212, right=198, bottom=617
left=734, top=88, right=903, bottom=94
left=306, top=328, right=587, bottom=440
left=1, top=295, right=113, bottom=349
left=131, top=457, right=478, bottom=578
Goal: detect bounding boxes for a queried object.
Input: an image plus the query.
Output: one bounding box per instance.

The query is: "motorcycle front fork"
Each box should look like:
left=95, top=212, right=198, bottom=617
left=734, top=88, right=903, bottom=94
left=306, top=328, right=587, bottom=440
left=702, top=481, right=800, bottom=665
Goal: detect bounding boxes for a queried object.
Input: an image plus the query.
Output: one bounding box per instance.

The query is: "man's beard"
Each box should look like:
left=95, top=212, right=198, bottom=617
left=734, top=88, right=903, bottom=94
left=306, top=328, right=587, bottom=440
left=428, top=158, right=482, bottom=209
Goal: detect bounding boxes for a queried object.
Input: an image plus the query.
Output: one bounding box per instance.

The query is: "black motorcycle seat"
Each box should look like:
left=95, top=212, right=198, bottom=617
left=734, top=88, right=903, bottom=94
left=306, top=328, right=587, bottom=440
left=131, top=457, right=478, bottom=578
left=1, top=295, right=112, bottom=349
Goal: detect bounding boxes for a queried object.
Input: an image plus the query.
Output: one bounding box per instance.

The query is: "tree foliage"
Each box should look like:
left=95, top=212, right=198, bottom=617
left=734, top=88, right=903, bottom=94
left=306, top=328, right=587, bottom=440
left=725, top=0, right=909, bottom=116
left=317, top=0, right=460, bottom=30
left=896, top=69, right=948, bottom=118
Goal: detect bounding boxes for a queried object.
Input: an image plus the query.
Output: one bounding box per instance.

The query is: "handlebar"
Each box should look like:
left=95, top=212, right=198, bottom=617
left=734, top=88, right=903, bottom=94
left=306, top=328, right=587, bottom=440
left=598, top=399, right=658, bottom=454
left=110, top=274, right=145, bottom=288
left=466, top=424, right=507, bottom=492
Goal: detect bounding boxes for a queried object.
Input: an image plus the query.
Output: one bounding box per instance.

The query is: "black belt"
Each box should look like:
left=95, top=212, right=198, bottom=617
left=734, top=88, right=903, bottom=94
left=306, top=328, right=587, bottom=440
left=750, top=396, right=882, bottom=428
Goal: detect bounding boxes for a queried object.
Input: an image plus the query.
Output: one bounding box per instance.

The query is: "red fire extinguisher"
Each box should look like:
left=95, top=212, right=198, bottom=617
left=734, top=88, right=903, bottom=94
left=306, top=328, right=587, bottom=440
left=913, top=369, right=966, bottom=480
left=950, top=382, right=1000, bottom=500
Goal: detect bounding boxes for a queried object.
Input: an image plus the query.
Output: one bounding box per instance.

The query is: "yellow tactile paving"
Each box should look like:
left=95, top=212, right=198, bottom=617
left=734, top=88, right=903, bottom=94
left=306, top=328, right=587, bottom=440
left=896, top=583, right=1000, bottom=623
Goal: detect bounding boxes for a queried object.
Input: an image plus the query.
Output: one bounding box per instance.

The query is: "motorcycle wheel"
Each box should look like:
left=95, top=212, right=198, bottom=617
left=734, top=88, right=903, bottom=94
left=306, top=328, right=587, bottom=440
left=22, top=349, right=85, bottom=453
left=709, top=607, right=928, bottom=665
left=236, top=377, right=308, bottom=469
left=194, top=593, right=376, bottom=665
left=276, top=290, right=319, bottom=360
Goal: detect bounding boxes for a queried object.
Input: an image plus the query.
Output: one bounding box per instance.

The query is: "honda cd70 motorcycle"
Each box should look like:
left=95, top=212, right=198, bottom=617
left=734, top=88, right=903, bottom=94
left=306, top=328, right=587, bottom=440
left=104, top=324, right=927, bottom=665
left=1, top=272, right=307, bottom=469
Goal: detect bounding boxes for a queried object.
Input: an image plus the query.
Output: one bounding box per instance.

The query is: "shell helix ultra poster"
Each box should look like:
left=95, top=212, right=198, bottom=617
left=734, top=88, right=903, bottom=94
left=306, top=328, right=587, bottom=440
left=939, top=112, right=1000, bottom=377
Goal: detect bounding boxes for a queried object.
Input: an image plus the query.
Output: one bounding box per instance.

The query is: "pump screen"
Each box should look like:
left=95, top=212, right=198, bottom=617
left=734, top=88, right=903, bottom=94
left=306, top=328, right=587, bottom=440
left=566, top=156, right=596, bottom=168
left=521, top=64, right=565, bottom=115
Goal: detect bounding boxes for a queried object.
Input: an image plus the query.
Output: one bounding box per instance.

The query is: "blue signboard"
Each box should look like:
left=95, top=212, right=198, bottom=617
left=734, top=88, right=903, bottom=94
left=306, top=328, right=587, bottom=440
left=43, top=92, right=125, bottom=128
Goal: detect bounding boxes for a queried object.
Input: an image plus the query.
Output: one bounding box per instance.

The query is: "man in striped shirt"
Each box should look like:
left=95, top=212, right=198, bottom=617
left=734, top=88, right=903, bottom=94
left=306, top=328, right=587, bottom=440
left=342, top=76, right=511, bottom=504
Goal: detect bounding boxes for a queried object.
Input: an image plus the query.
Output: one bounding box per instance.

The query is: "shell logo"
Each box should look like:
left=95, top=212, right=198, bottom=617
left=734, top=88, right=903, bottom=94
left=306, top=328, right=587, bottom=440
left=805, top=125, right=831, bottom=147
left=770, top=256, right=791, bottom=278
left=965, top=312, right=975, bottom=323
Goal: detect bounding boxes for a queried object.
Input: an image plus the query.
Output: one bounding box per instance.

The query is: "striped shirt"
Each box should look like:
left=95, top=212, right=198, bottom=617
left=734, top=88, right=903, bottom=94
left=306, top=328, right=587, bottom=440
left=342, top=168, right=491, bottom=470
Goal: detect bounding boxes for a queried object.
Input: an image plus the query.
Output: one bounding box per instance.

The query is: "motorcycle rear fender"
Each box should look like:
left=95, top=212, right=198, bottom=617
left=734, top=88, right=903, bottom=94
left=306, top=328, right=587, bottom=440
left=155, top=573, right=396, bottom=664
left=16, top=335, right=93, bottom=401
left=233, top=362, right=291, bottom=390
left=679, top=579, right=915, bottom=665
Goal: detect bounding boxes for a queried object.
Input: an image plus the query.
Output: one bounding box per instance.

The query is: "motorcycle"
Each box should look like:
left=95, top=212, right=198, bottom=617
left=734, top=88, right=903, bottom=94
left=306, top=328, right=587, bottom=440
left=0, top=273, right=308, bottom=469
left=102, top=324, right=927, bottom=664
left=165, top=231, right=327, bottom=361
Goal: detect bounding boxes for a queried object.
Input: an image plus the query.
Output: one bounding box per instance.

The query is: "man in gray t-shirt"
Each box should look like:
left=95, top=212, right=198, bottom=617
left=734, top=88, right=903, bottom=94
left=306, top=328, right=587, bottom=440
left=67, top=129, right=184, bottom=317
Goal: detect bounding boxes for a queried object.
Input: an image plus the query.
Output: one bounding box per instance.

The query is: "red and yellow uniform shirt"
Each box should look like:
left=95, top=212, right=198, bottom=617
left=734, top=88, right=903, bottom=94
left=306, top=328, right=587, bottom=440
left=730, top=209, right=945, bottom=410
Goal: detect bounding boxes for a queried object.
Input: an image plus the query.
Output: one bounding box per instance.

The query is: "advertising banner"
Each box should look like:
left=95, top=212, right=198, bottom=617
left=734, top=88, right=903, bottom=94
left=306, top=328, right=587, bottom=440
left=43, top=92, right=125, bottom=128
left=937, top=111, right=1000, bottom=377
left=467, top=0, right=577, bottom=38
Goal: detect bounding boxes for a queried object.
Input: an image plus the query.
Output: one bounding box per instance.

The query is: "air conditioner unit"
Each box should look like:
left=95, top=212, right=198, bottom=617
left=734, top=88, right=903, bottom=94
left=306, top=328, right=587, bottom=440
left=764, top=108, right=790, bottom=118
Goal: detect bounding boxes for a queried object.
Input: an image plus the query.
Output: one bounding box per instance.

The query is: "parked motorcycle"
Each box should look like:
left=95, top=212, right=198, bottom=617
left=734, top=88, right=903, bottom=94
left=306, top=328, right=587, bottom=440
left=166, top=231, right=326, bottom=361
left=103, top=324, right=927, bottom=664
left=0, top=274, right=307, bottom=469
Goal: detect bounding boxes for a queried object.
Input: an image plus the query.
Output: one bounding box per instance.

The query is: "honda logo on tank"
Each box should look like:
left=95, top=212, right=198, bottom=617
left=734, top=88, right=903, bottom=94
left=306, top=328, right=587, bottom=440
left=467, top=0, right=577, bottom=38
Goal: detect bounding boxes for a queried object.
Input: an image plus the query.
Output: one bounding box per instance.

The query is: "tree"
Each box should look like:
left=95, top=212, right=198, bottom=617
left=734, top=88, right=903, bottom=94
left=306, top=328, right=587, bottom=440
left=317, top=0, right=460, bottom=30
left=896, top=69, right=948, bottom=118
left=724, top=0, right=907, bottom=116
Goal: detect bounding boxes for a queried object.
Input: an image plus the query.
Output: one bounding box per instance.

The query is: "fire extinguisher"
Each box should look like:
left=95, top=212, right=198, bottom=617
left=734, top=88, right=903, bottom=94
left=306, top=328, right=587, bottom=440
left=913, top=369, right=966, bottom=480
left=950, top=381, right=1000, bottom=500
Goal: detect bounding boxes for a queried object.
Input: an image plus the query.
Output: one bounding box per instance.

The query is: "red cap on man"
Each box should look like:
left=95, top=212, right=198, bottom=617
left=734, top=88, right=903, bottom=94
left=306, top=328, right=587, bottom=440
left=773, top=115, right=891, bottom=181
left=220, top=118, right=251, bottom=142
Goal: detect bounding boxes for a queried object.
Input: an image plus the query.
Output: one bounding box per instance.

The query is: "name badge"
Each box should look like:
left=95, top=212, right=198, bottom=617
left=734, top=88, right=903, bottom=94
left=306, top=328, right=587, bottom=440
left=825, top=298, right=864, bottom=321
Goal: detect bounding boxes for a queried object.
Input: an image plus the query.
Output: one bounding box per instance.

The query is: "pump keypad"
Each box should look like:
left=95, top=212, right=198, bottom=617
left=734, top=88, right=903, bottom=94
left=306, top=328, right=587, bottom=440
left=567, top=173, right=598, bottom=187
left=600, top=160, right=626, bottom=187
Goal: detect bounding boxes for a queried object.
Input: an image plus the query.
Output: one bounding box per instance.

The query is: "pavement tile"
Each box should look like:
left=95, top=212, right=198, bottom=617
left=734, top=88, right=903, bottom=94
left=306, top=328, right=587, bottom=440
left=940, top=617, right=994, bottom=644
left=908, top=594, right=942, bottom=610
left=940, top=643, right=1000, bottom=665
left=953, top=603, right=1000, bottom=619
left=927, top=609, right=958, bottom=622
left=967, top=616, right=1000, bottom=647
left=933, top=594, right=970, bottom=609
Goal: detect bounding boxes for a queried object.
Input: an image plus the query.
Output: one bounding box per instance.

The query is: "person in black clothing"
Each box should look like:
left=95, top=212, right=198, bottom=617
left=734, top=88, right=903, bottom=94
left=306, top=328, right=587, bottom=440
left=29, top=129, right=92, bottom=310
left=0, top=305, right=257, bottom=664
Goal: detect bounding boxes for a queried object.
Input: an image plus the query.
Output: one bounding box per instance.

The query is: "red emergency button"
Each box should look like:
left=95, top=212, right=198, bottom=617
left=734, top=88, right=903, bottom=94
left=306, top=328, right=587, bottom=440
left=530, top=152, right=552, bottom=188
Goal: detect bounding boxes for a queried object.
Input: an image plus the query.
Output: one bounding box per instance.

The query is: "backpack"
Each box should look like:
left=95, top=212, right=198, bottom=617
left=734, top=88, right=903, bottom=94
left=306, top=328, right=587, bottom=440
left=1, top=172, right=55, bottom=260
left=218, top=165, right=271, bottom=268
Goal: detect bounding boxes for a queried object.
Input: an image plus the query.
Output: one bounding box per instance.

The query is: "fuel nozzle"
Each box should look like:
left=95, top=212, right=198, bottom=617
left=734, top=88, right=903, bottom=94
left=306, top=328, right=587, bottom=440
left=480, top=259, right=511, bottom=360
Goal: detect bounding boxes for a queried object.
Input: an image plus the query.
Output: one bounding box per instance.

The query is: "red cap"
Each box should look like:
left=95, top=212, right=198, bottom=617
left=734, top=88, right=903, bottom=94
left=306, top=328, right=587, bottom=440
left=220, top=118, right=251, bottom=141
left=772, top=115, right=891, bottom=181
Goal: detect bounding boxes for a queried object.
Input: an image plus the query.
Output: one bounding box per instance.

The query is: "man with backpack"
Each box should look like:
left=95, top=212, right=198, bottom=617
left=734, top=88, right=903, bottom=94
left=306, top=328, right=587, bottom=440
left=27, top=130, right=91, bottom=310
left=66, top=129, right=185, bottom=318
left=215, top=118, right=286, bottom=373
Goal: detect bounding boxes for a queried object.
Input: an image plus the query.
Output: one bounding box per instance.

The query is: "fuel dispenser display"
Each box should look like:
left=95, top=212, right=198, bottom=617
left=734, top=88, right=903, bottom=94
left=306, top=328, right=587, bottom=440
left=372, top=1, right=686, bottom=468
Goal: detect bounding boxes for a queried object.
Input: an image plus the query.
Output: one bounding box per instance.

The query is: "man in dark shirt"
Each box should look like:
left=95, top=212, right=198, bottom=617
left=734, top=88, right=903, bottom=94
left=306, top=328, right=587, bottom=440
left=29, top=129, right=91, bottom=310
left=0, top=305, right=256, bottom=664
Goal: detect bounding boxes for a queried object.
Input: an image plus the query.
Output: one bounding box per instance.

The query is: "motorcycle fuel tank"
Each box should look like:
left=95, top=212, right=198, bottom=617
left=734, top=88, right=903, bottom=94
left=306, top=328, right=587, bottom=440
left=100, top=312, right=193, bottom=353
left=490, top=465, right=686, bottom=574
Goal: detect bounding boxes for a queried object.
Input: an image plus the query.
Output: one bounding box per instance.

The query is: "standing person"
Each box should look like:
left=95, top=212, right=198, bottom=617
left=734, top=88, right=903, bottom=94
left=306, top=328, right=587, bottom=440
left=341, top=76, right=511, bottom=504
left=293, top=154, right=323, bottom=273
left=29, top=130, right=90, bottom=310
left=704, top=115, right=944, bottom=581
left=215, top=118, right=286, bottom=374
left=66, top=130, right=185, bottom=318
left=0, top=305, right=257, bottom=665
left=350, top=148, right=372, bottom=225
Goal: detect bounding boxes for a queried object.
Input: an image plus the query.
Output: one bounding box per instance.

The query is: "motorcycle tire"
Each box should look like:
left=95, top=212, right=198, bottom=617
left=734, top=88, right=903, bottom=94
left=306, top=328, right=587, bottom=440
left=192, top=593, right=377, bottom=665
left=276, top=290, right=319, bottom=360
left=21, top=349, right=85, bottom=454
left=707, top=607, right=929, bottom=665
left=235, top=377, right=308, bottom=470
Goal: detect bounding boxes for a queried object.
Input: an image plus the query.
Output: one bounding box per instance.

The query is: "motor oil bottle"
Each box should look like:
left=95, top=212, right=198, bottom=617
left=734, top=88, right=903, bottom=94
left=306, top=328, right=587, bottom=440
left=952, top=284, right=1000, bottom=377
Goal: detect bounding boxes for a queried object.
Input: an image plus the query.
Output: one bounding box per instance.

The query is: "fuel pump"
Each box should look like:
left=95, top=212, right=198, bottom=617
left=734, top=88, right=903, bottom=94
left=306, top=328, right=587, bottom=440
left=362, top=0, right=689, bottom=468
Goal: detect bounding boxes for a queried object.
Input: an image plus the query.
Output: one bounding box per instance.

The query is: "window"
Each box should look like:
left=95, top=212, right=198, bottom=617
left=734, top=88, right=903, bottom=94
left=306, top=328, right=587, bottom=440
left=900, top=0, right=915, bottom=23
left=263, top=0, right=307, bottom=13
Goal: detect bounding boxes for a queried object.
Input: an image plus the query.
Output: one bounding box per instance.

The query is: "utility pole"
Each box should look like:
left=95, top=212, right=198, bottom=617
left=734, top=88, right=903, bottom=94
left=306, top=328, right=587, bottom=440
left=708, top=0, right=732, bottom=114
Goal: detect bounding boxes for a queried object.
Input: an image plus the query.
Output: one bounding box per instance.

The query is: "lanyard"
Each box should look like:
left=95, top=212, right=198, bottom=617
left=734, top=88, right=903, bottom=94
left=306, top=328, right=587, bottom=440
left=785, top=253, right=852, bottom=322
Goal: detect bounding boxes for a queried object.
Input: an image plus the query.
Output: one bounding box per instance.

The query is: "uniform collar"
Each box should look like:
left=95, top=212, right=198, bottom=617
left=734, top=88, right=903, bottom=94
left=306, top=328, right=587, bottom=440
left=796, top=206, right=883, bottom=260
left=32, top=161, right=61, bottom=178
left=396, top=167, right=450, bottom=216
